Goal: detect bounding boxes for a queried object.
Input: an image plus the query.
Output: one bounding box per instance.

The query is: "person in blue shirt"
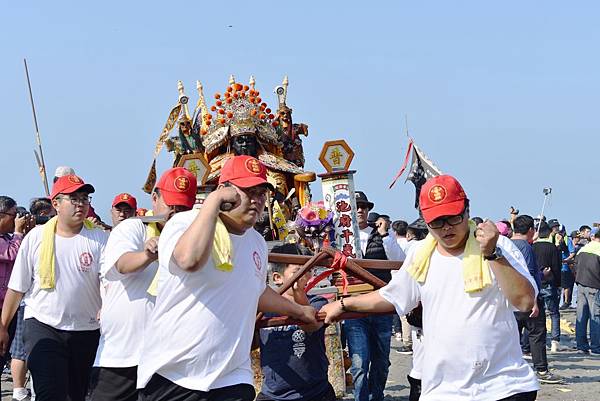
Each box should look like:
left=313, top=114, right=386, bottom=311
left=257, top=243, right=335, bottom=401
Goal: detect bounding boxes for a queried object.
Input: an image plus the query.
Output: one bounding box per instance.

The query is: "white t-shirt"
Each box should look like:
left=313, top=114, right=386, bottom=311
left=359, top=227, right=406, bottom=261
left=379, top=235, right=540, bottom=401
left=8, top=224, right=108, bottom=331
left=396, top=236, right=409, bottom=253
left=94, top=219, right=158, bottom=368
left=137, top=209, right=268, bottom=391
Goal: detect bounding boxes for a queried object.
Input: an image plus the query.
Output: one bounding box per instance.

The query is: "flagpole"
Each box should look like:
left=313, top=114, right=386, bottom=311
left=24, top=59, right=50, bottom=196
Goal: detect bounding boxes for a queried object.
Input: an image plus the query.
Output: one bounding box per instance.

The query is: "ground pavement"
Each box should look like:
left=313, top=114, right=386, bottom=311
left=2, top=309, right=599, bottom=400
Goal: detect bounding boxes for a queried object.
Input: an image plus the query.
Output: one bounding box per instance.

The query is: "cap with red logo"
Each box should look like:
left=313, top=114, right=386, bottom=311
left=155, top=167, right=197, bottom=209
left=218, top=155, right=274, bottom=190
left=419, top=175, right=468, bottom=224
left=112, top=193, right=137, bottom=210
left=50, top=175, right=95, bottom=199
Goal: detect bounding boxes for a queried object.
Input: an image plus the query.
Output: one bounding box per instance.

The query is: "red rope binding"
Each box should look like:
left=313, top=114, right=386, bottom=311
left=304, top=251, right=349, bottom=295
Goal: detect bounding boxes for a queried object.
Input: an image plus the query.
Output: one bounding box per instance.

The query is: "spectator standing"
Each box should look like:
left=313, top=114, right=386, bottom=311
left=392, top=220, right=409, bottom=253
left=533, top=223, right=564, bottom=353
left=344, top=191, right=405, bottom=401
left=0, top=196, right=34, bottom=381
left=573, top=228, right=600, bottom=355
left=513, top=216, right=561, bottom=383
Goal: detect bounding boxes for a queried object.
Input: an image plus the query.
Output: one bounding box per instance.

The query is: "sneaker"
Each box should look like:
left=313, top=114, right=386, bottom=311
left=559, top=304, right=570, bottom=310
left=522, top=352, right=532, bottom=360
left=576, top=349, right=590, bottom=355
left=11, top=390, right=32, bottom=401
left=550, top=340, right=567, bottom=353
left=536, top=370, right=564, bottom=384
left=396, top=345, right=413, bottom=355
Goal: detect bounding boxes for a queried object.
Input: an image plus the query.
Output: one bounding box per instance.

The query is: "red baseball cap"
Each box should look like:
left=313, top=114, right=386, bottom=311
left=112, top=193, right=137, bottom=210
left=419, top=175, right=468, bottom=224
left=50, top=175, right=95, bottom=199
left=155, top=167, right=197, bottom=208
left=218, top=156, right=274, bottom=190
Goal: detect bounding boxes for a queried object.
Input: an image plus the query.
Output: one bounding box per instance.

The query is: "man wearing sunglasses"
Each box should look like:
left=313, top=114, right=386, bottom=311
left=0, top=175, right=108, bottom=401
left=137, top=156, right=317, bottom=401
left=322, top=175, right=540, bottom=401
left=89, top=168, right=197, bottom=401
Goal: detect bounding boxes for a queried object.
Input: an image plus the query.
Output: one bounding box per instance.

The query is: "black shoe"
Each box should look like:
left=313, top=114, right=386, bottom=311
left=396, top=345, right=413, bottom=355
left=536, top=370, right=564, bottom=384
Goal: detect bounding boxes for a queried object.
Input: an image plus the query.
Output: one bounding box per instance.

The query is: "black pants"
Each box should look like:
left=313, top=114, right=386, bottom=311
left=0, top=310, right=17, bottom=369
left=139, top=374, right=255, bottom=401
left=407, top=374, right=421, bottom=401
left=497, top=390, right=537, bottom=401
left=23, top=318, right=100, bottom=401
left=89, top=366, right=138, bottom=401
left=514, top=296, right=548, bottom=372
left=256, top=383, right=335, bottom=401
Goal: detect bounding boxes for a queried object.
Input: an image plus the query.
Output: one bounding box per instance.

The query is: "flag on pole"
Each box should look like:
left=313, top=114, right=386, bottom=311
left=389, top=139, right=443, bottom=208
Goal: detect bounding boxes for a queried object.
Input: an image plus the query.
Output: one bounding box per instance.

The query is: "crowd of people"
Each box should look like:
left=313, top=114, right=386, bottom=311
left=0, top=159, right=598, bottom=401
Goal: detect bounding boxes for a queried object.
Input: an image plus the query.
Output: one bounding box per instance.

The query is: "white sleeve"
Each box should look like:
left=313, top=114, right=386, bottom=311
left=259, top=237, right=268, bottom=292
left=102, top=220, right=146, bottom=281
left=8, top=231, right=35, bottom=294
left=497, top=236, right=539, bottom=298
left=378, top=247, right=420, bottom=316
left=158, top=210, right=197, bottom=275
left=383, top=234, right=406, bottom=262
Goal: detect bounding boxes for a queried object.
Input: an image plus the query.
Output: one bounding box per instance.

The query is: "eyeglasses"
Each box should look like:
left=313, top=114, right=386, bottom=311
left=427, top=213, right=465, bottom=229
left=57, top=196, right=92, bottom=206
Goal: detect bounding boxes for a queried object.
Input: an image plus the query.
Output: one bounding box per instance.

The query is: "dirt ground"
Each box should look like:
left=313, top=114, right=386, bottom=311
left=2, top=309, right=599, bottom=400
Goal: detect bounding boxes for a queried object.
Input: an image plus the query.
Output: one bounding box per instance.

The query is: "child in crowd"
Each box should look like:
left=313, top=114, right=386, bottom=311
left=257, top=243, right=335, bottom=401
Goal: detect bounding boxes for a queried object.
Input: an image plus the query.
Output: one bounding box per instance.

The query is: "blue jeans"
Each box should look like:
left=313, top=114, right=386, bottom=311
left=540, top=284, right=560, bottom=342
left=575, top=284, right=600, bottom=353
left=344, top=315, right=392, bottom=401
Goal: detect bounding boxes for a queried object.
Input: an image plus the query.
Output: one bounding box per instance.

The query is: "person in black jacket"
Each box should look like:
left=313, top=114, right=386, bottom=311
left=532, top=222, right=563, bottom=353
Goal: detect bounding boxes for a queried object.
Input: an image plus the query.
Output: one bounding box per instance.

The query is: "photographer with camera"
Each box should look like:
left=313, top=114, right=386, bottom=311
left=30, top=197, right=56, bottom=224
left=0, top=196, right=34, bottom=372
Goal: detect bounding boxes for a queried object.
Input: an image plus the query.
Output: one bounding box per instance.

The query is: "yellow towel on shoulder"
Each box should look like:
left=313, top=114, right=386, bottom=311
left=39, top=216, right=96, bottom=289
left=406, top=220, right=492, bottom=293
left=212, top=217, right=233, bottom=272
left=147, top=214, right=233, bottom=296
left=145, top=212, right=163, bottom=296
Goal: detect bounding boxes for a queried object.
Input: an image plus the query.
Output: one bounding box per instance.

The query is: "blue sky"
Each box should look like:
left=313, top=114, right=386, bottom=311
left=2, top=2, right=599, bottom=230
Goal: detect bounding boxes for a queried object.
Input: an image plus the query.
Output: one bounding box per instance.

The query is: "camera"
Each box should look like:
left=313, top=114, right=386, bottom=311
left=16, top=207, right=50, bottom=225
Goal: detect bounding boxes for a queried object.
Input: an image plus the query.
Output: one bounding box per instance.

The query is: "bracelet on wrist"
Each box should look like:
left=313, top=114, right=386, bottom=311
left=340, top=296, right=348, bottom=312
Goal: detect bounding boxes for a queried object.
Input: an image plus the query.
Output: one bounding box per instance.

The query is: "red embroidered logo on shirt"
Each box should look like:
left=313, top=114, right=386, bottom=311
left=79, top=252, right=93, bottom=272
